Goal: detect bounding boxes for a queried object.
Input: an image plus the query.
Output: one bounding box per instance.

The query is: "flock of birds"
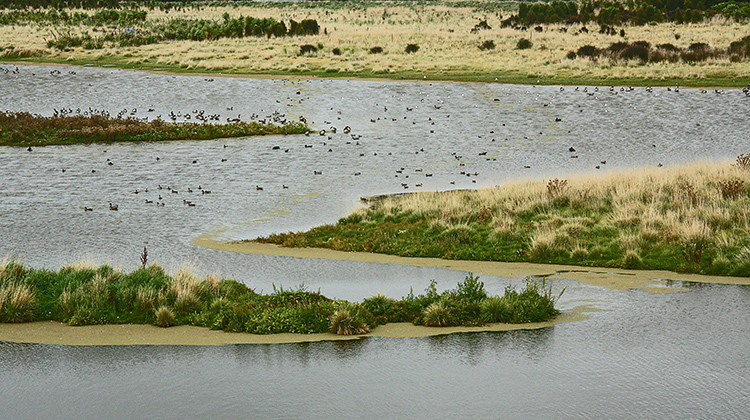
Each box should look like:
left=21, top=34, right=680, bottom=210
left=5, top=65, right=749, bottom=213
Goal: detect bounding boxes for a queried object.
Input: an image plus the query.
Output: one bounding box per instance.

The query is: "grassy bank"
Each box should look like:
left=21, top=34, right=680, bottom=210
left=0, top=260, right=559, bottom=334
left=1, top=2, right=750, bottom=87
left=0, top=111, right=307, bottom=146
left=259, top=157, right=750, bottom=277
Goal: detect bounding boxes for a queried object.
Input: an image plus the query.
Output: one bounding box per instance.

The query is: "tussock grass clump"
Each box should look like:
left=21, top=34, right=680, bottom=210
left=479, top=40, right=496, bottom=51
left=0, top=112, right=307, bottom=147
left=369, top=46, right=384, bottom=54
left=261, top=159, right=750, bottom=276
left=154, top=306, right=175, bottom=327
left=329, top=304, right=371, bottom=335
left=0, top=265, right=559, bottom=334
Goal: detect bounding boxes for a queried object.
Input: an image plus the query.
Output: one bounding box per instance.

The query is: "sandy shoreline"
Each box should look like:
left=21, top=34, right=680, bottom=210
left=193, top=236, right=750, bottom=292
left=0, top=307, right=592, bottom=346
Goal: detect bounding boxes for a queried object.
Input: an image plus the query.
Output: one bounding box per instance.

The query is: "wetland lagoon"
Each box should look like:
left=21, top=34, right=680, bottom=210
left=2, top=64, right=750, bottom=418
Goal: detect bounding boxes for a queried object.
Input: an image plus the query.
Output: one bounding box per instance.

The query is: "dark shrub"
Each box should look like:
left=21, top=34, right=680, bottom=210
left=620, top=44, right=650, bottom=62
left=405, top=43, right=419, bottom=54
left=632, top=40, right=651, bottom=49
left=369, top=46, right=383, bottom=54
left=689, top=42, right=709, bottom=51
left=608, top=41, right=629, bottom=53
left=657, top=43, right=679, bottom=51
left=577, top=45, right=600, bottom=57
left=534, top=25, right=543, bottom=32
left=516, top=38, right=533, bottom=50
left=566, top=50, right=577, bottom=59
left=479, top=39, right=496, bottom=51
left=331, top=47, right=341, bottom=55
left=620, top=28, right=626, bottom=37
left=680, top=49, right=710, bottom=62
left=299, top=44, right=317, bottom=55
left=471, top=19, right=492, bottom=33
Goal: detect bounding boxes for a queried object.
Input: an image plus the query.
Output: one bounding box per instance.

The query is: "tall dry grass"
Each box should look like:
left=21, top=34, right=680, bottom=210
left=1, top=4, right=749, bottom=83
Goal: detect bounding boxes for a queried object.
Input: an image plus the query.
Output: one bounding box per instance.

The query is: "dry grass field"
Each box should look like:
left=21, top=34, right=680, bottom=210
left=1, top=2, right=749, bottom=85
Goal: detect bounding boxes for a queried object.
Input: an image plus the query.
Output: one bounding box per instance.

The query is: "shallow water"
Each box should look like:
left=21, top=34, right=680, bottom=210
left=1, top=65, right=750, bottom=418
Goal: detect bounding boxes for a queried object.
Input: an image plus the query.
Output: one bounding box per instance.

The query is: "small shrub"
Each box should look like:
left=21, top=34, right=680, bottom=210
left=736, top=154, right=750, bottom=170
left=369, top=46, right=383, bottom=54
left=619, top=44, right=649, bottom=62
left=657, top=43, right=679, bottom=52
left=331, top=47, right=341, bottom=55
left=405, top=43, right=419, bottom=54
left=577, top=45, right=600, bottom=57
left=471, top=20, right=492, bottom=33
left=361, top=294, right=398, bottom=324
left=479, top=40, right=496, bottom=51
left=546, top=178, right=568, bottom=198
left=299, top=44, right=317, bottom=55
left=688, top=42, right=709, bottom=51
left=155, top=306, right=175, bottom=327
left=718, top=179, right=745, bottom=199
left=516, top=38, right=533, bottom=50
left=566, top=50, right=577, bottom=59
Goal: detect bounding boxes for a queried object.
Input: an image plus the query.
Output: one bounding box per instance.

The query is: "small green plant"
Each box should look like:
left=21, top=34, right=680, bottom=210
left=332, top=47, right=342, bottom=55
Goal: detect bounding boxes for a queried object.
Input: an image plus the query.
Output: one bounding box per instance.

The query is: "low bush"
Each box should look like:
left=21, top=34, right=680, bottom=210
left=516, top=38, right=533, bottom=50
left=479, top=40, right=496, bottom=51
left=369, top=46, right=384, bottom=54
left=405, top=43, right=420, bottom=54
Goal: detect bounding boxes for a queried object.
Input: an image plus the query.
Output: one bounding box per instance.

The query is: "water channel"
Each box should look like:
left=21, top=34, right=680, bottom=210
left=1, top=64, right=749, bottom=418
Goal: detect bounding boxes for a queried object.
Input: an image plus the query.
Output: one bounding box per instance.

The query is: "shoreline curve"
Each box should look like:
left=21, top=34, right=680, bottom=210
left=193, top=236, right=750, bottom=292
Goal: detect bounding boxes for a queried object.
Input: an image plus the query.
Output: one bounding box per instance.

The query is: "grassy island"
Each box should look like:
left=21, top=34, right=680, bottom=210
left=0, top=111, right=307, bottom=146
left=0, top=259, right=559, bottom=335
left=259, top=157, right=750, bottom=277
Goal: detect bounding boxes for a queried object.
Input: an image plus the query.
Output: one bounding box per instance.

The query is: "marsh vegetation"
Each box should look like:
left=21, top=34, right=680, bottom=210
left=0, top=111, right=307, bottom=146
left=0, top=259, right=559, bottom=334
left=260, top=158, right=750, bottom=277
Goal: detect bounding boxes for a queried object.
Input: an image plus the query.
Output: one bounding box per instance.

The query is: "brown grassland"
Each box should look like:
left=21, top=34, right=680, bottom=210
left=1, top=1, right=749, bottom=86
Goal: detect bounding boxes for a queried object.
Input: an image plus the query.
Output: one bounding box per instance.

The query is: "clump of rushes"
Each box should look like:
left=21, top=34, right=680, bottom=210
left=259, top=159, right=750, bottom=276
left=0, top=112, right=307, bottom=147
left=155, top=306, right=175, bottom=327
left=0, top=261, right=559, bottom=334
left=329, top=303, right=371, bottom=335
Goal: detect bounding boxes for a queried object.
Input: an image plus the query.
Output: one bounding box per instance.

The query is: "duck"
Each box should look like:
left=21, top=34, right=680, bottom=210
left=109, top=203, right=118, bottom=211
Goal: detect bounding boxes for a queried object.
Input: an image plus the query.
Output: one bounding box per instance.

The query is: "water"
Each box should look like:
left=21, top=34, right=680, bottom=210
left=1, top=65, right=749, bottom=418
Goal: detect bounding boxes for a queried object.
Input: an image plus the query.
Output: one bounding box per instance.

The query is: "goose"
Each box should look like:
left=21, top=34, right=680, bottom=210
left=109, top=203, right=118, bottom=211
left=83, top=207, right=93, bottom=212
left=256, top=186, right=264, bottom=191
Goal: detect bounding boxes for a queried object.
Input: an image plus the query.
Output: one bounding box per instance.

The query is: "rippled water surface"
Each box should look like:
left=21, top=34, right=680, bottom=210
left=1, top=65, right=749, bottom=418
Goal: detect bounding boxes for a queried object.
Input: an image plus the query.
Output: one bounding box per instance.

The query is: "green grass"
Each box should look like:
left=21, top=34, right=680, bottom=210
left=0, top=111, right=307, bottom=146
left=0, top=260, right=559, bottom=334
left=258, top=160, right=750, bottom=277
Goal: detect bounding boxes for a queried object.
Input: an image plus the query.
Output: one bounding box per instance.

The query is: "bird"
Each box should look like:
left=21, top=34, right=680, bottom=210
left=83, top=207, right=93, bottom=212
left=109, top=203, right=118, bottom=211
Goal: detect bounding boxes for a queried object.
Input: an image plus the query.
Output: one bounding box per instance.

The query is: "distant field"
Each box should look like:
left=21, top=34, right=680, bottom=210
left=1, top=1, right=749, bottom=86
